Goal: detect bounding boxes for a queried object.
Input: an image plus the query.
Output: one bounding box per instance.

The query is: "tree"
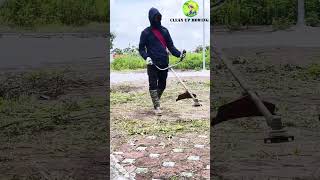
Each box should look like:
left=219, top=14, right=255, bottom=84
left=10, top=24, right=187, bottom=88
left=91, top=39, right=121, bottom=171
left=110, top=32, right=116, bottom=50
left=112, top=48, right=123, bottom=55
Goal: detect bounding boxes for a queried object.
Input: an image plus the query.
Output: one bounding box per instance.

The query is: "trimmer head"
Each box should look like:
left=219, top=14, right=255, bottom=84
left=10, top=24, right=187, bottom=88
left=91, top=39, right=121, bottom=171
left=212, top=95, right=276, bottom=126
left=192, top=98, right=202, bottom=107
left=176, top=91, right=197, bottom=101
left=264, top=129, right=294, bottom=143
left=176, top=91, right=202, bottom=107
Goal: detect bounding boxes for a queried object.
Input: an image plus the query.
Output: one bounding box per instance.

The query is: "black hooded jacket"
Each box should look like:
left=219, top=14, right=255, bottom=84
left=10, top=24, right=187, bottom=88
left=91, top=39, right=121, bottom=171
left=139, top=7, right=181, bottom=67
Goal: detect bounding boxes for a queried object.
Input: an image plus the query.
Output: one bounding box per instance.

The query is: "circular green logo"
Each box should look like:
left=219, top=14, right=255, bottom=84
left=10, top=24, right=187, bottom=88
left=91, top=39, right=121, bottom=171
left=182, top=0, right=199, bottom=17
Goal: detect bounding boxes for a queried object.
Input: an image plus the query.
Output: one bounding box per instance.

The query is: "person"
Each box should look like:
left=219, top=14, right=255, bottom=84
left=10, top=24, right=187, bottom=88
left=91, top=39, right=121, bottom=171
left=139, top=7, right=185, bottom=116
left=188, top=4, right=197, bottom=16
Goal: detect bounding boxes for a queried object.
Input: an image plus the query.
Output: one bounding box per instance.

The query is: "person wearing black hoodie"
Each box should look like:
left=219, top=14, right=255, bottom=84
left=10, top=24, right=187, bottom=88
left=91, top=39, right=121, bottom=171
left=139, top=7, right=185, bottom=116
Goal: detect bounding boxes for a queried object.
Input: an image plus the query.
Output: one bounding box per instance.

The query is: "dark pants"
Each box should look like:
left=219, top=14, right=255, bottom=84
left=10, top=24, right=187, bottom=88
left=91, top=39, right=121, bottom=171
left=147, top=65, right=168, bottom=91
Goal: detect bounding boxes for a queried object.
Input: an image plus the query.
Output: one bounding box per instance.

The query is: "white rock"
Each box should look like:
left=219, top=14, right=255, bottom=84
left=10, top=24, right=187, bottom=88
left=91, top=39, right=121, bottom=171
left=135, top=167, right=148, bottom=174
left=122, top=158, right=135, bottom=164
left=181, top=172, right=193, bottom=177
left=194, top=144, right=205, bottom=149
left=149, top=153, right=160, bottom=158
left=147, top=135, right=157, bottom=140
left=113, top=151, right=124, bottom=155
left=136, top=146, right=147, bottom=151
left=187, top=156, right=200, bottom=161
left=172, top=148, right=184, bottom=153
left=162, top=161, right=175, bottom=167
left=179, top=138, right=189, bottom=142
left=198, top=135, right=207, bottom=138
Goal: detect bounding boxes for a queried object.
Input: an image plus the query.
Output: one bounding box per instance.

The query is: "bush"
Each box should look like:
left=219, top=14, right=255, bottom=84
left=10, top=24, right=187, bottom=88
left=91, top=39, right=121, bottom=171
left=211, top=0, right=297, bottom=26
left=171, top=52, right=210, bottom=71
left=272, top=17, right=293, bottom=30
left=111, top=51, right=210, bottom=71
left=111, top=55, right=146, bottom=71
left=305, top=12, right=320, bottom=27
left=0, top=0, right=108, bottom=27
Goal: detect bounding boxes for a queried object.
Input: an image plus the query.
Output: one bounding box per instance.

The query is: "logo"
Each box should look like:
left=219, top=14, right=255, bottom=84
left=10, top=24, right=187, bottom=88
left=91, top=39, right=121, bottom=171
left=182, top=0, right=199, bottom=17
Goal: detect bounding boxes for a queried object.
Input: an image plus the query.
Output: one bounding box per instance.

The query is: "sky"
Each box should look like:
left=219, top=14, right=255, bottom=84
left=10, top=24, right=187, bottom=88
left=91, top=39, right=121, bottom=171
left=110, top=0, right=210, bottom=51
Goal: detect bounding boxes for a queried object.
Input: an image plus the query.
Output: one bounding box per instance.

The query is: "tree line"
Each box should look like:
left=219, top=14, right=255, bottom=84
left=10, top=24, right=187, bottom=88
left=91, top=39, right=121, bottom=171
left=211, top=0, right=320, bottom=29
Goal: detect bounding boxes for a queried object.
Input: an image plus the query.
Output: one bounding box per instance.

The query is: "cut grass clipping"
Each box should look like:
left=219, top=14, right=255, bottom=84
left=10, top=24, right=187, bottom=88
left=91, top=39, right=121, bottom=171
left=115, top=119, right=209, bottom=136
left=111, top=52, right=210, bottom=71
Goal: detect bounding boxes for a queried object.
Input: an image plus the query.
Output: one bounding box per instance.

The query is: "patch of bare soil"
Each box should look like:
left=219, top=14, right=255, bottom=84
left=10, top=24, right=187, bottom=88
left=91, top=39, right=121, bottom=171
left=211, top=46, right=320, bottom=179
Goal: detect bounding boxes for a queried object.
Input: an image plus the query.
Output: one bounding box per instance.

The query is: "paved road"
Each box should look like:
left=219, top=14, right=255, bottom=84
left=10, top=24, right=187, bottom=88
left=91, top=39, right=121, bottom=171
left=1, top=27, right=319, bottom=69
left=213, top=26, right=320, bottom=48
left=111, top=70, right=210, bottom=84
left=0, top=34, right=106, bottom=69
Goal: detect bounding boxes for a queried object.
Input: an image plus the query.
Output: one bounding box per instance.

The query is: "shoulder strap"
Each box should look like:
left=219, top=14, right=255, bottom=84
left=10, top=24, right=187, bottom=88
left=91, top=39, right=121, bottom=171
left=151, top=28, right=167, bottom=49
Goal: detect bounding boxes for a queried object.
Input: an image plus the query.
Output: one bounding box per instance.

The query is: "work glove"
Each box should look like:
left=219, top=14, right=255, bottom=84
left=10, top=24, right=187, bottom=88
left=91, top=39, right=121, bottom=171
left=180, top=50, right=186, bottom=59
left=146, top=57, right=153, bottom=65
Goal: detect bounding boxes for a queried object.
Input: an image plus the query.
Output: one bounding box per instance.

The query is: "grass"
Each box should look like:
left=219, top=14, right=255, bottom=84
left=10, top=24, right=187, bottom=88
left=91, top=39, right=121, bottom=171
left=0, top=69, right=106, bottom=141
left=116, top=119, right=209, bottom=136
left=110, top=92, right=142, bottom=105
left=111, top=79, right=210, bottom=138
left=0, top=94, right=105, bottom=139
left=111, top=51, right=210, bottom=71
left=306, top=63, right=320, bottom=79
left=0, top=0, right=108, bottom=28
left=0, top=22, right=107, bottom=33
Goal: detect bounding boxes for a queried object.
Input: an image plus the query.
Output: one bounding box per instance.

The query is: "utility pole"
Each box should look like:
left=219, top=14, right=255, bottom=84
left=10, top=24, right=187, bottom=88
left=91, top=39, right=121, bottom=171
left=297, top=0, right=305, bottom=26
left=202, top=0, right=206, bottom=71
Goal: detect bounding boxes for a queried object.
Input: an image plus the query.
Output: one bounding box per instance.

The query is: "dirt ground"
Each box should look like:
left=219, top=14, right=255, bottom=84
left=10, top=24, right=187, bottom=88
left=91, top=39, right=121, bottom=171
left=211, top=27, right=320, bottom=179
left=0, top=57, right=109, bottom=179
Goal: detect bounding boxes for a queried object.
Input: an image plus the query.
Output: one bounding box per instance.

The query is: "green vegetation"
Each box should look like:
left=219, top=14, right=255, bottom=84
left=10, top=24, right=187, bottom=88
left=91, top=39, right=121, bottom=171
left=305, top=0, right=320, bottom=26
left=111, top=49, right=210, bottom=71
left=117, top=119, right=209, bottom=136
left=0, top=0, right=108, bottom=28
left=211, top=0, right=297, bottom=27
left=305, top=63, right=320, bottom=79
left=0, top=69, right=106, bottom=141
left=211, top=0, right=320, bottom=28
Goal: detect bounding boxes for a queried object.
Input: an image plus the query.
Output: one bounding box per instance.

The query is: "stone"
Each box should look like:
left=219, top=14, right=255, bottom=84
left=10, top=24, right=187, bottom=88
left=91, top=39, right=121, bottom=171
left=198, top=135, right=207, bottom=138
left=135, top=167, right=148, bottom=174
left=122, top=158, right=135, bottom=164
left=149, top=153, right=160, bottom=158
left=179, top=138, right=189, bottom=142
left=206, top=165, right=210, bottom=170
left=162, top=161, right=175, bottom=167
left=187, top=156, right=200, bottom=161
left=136, top=146, right=147, bottom=151
left=181, top=172, right=193, bottom=177
left=113, top=151, right=124, bottom=155
left=172, top=148, right=184, bottom=153
left=194, top=144, right=205, bottom=149
left=147, top=135, right=157, bottom=140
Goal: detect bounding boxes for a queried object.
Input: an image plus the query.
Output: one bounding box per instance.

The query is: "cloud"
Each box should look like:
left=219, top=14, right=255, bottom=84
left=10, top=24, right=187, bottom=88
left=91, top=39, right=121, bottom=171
left=111, top=0, right=210, bottom=51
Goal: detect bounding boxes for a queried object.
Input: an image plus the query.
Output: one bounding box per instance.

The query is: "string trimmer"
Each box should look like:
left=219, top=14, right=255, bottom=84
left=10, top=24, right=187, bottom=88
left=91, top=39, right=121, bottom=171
left=212, top=48, right=294, bottom=143
left=153, top=50, right=202, bottom=107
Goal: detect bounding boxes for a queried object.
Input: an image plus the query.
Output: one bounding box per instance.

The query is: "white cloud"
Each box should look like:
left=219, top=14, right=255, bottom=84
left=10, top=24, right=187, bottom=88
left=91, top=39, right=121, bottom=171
left=110, top=0, right=210, bottom=51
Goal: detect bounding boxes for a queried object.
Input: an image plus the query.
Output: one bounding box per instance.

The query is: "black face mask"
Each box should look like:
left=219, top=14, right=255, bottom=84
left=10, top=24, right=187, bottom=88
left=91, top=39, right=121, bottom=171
left=152, top=14, right=162, bottom=28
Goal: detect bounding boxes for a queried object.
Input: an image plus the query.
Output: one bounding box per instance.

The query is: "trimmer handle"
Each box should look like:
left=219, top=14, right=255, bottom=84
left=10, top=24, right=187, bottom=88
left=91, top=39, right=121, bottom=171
left=179, top=50, right=187, bottom=62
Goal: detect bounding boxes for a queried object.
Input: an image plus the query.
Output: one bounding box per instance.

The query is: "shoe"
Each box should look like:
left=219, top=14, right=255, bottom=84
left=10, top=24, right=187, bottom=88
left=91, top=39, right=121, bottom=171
left=154, top=107, right=162, bottom=116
